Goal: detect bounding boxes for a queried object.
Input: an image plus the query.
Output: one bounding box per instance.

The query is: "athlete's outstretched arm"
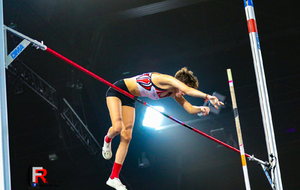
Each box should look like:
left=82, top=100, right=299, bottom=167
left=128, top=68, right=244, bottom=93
left=174, top=96, right=210, bottom=115
left=155, top=74, right=224, bottom=109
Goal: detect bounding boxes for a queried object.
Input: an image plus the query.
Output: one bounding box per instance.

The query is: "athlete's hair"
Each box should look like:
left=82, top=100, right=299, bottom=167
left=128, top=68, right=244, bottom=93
left=175, top=67, right=199, bottom=89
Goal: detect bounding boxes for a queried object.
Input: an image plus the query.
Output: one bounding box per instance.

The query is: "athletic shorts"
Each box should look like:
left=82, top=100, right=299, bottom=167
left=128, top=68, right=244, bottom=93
left=106, top=79, right=136, bottom=108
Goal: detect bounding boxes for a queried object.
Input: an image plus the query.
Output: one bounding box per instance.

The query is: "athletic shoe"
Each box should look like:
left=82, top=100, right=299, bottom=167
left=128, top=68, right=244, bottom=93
left=102, top=137, right=112, bottom=160
left=106, top=178, right=127, bottom=190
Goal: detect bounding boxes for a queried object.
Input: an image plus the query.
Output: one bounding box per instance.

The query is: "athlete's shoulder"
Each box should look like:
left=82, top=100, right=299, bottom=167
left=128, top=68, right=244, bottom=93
left=152, top=72, right=172, bottom=78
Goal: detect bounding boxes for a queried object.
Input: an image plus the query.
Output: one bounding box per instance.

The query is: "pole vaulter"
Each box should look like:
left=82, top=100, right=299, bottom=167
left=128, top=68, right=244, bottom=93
left=4, top=25, right=277, bottom=189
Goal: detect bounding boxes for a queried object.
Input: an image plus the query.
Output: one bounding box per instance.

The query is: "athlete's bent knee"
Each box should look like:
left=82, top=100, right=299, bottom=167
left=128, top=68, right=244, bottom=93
left=112, top=122, right=123, bottom=135
left=121, top=128, right=133, bottom=144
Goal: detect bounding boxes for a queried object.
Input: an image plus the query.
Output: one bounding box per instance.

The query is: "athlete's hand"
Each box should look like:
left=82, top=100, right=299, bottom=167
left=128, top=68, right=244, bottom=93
left=200, top=106, right=210, bottom=116
left=207, top=95, right=224, bottom=109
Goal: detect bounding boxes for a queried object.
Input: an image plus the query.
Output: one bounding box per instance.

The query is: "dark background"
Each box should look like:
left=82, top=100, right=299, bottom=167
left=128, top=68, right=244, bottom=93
left=3, top=0, right=300, bottom=189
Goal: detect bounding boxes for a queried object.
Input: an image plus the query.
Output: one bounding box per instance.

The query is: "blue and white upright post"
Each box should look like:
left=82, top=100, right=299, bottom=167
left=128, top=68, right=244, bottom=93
left=244, top=1, right=283, bottom=189
left=0, top=0, right=12, bottom=189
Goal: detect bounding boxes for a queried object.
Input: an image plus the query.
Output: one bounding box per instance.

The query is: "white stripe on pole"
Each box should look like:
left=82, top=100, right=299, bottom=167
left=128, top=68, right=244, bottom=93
left=246, top=6, right=256, bottom=20
left=0, top=0, right=12, bottom=189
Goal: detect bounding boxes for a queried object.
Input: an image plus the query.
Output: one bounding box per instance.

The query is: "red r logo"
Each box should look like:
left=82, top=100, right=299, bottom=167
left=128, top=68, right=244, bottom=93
left=32, top=167, right=48, bottom=184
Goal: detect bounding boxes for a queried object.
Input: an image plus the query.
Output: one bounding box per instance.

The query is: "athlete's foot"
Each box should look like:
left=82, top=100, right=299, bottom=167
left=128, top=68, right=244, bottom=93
left=106, top=178, right=127, bottom=190
left=102, top=137, right=112, bottom=160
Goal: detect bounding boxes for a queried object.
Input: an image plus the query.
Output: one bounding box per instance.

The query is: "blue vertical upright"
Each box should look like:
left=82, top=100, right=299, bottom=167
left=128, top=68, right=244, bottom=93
left=244, top=0, right=283, bottom=189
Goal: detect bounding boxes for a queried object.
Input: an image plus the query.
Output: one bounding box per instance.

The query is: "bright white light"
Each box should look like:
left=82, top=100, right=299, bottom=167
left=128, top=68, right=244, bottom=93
left=143, top=106, right=164, bottom=129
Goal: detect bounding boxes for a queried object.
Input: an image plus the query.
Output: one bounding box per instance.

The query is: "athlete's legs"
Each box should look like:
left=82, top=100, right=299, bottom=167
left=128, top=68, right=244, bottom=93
left=104, top=97, right=135, bottom=190
left=105, top=96, right=135, bottom=150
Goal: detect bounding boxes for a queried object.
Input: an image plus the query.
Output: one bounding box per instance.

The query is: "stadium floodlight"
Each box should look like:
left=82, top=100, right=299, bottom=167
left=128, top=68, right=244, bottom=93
left=142, top=106, right=164, bottom=129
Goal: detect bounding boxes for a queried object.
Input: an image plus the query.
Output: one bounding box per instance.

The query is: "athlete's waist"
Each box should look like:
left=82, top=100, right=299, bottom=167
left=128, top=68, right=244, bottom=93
left=124, top=78, right=141, bottom=97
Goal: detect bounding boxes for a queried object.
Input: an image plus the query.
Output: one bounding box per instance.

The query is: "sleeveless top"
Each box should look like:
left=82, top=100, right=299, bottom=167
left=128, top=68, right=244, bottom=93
left=136, top=73, right=172, bottom=100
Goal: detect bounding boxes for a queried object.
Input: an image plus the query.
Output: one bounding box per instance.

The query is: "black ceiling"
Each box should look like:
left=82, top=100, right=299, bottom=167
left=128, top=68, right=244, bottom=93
left=3, top=0, right=300, bottom=189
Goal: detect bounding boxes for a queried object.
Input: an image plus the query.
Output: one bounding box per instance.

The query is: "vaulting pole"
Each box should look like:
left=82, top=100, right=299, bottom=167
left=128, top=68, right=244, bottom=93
left=0, top=0, right=12, bottom=189
left=227, top=69, right=251, bottom=190
left=244, top=1, right=283, bottom=189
